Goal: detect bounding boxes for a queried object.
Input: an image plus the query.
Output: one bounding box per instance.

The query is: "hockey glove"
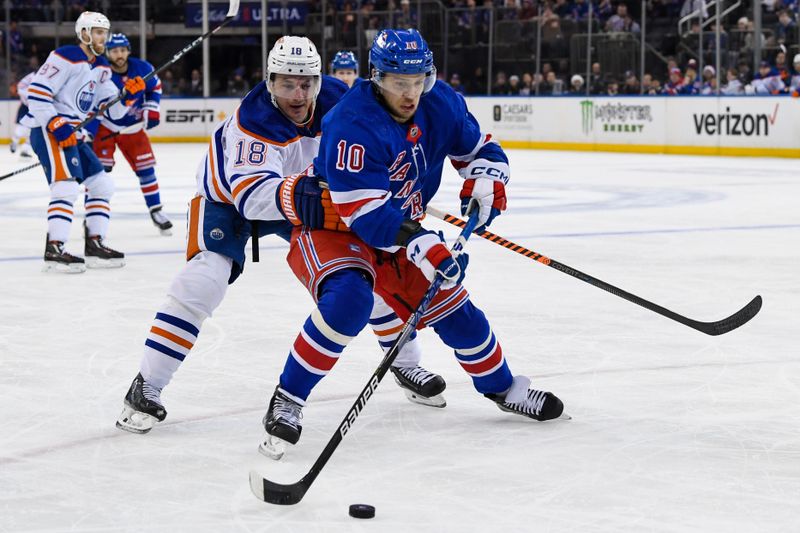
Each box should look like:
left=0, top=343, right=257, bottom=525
left=406, top=230, right=469, bottom=290
left=123, top=76, right=146, bottom=106
left=47, top=116, right=77, bottom=148
left=276, top=174, right=348, bottom=231
left=144, top=109, right=160, bottom=130
left=459, top=158, right=509, bottom=232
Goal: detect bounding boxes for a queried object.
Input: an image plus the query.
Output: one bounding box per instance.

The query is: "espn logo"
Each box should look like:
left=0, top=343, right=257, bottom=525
left=166, top=109, right=215, bottom=123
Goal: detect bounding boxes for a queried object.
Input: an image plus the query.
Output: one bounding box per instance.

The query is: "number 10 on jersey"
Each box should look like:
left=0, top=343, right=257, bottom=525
left=335, top=140, right=365, bottom=172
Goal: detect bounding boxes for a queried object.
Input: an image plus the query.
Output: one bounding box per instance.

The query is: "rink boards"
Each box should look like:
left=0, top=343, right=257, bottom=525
left=1, top=95, right=798, bottom=157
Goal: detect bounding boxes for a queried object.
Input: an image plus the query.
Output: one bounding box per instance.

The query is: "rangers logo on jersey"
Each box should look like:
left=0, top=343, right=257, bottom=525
left=76, top=80, right=97, bottom=113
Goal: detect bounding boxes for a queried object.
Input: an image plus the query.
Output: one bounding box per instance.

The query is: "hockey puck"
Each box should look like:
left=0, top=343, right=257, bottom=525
left=348, top=504, right=375, bottom=519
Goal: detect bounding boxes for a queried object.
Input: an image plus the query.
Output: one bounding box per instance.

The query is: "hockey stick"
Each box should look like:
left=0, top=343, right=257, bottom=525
left=249, top=206, right=482, bottom=505
left=98, top=121, right=144, bottom=142
left=425, top=206, right=762, bottom=336
left=0, top=0, right=240, bottom=183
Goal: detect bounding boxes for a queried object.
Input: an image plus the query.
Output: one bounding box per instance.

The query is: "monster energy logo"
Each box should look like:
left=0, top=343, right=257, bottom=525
left=580, top=100, right=653, bottom=135
left=581, top=100, right=593, bottom=134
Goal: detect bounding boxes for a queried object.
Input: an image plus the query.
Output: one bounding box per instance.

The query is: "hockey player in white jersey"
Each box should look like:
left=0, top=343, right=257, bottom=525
left=10, top=71, right=35, bottom=158
left=22, top=11, right=145, bottom=272
left=116, top=37, right=448, bottom=446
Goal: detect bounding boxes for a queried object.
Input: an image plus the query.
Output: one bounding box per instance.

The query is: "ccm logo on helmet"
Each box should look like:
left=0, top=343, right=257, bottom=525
left=470, top=166, right=509, bottom=184
left=403, top=59, right=423, bottom=64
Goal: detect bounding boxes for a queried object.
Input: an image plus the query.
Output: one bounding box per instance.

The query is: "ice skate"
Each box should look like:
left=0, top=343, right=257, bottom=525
left=149, top=206, right=173, bottom=236
left=19, top=143, right=33, bottom=158
left=116, top=373, right=167, bottom=434
left=9, top=140, right=18, bottom=153
left=259, top=387, right=303, bottom=460
left=390, top=365, right=447, bottom=408
left=84, top=224, right=125, bottom=268
left=485, top=376, right=568, bottom=421
left=43, top=237, right=86, bottom=274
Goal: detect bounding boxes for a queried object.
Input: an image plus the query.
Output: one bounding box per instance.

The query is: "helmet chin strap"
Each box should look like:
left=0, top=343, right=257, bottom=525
left=80, top=29, right=103, bottom=56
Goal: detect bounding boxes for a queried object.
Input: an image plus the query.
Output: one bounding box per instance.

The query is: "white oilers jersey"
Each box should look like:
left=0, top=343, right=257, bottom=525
left=195, top=77, right=348, bottom=221
left=16, top=72, right=35, bottom=106
left=22, top=45, right=128, bottom=129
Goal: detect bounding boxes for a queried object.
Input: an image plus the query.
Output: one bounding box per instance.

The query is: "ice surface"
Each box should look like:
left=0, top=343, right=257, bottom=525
left=1, top=145, right=798, bottom=532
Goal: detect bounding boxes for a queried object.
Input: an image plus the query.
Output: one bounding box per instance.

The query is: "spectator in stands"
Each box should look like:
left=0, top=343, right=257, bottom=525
left=596, top=0, right=614, bottom=21
left=736, top=17, right=766, bottom=57
left=450, top=72, right=466, bottom=94
left=519, top=0, right=537, bottom=19
left=680, top=0, right=707, bottom=19
left=7, top=21, right=24, bottom=59
left=721, top=67, right=745, bottom=94
left=466, top=66, right=487, bottom=94
left=571, top=0, right=591, bottom=21
left=641, top=73, right=653, bottom=93
left=647, top=78, right=662, bottom=94
left=519, top=72, right=534, bottom=95
left=507, top=74, right=522, bottom=94
left=622, top=70, right=640, bottom=94
left=605, top=3, right=640, bottom=34
left=548, top=71, right=565, bottom=94
left=700, top=66, right=717, bottom=94
left=752, top=60, right=786, bottom=94
left=538, top=71, right=554, bottom=95
left=662, top=67, right=684, bottom=94
left=569, top=74, right=585, bottom=94
left=606, top=79, right=620, bottom=95
left=227, top=66, right=250, bottom=98
left=774, top=49, right=791, bottom=85
left=492, top=71, right=510, bottom=94
left=589, top=62, right=605, bottom=94
left=681, top=67, right=699, bottom=94
left=737, top=59, right=753, bottom=84
left=67, top=0, right=89, bottom=20
left=790, top=54, right=800, bottom=95
left=553, top=0, right=571, bottom=18
left=161, top=69, right=176, bottom=96
left=188, top=68, right=203, bottom=96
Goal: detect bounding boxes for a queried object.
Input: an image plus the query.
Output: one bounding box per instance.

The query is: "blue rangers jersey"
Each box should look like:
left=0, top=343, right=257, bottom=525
left=195, top=75, right=348, bottom=222
left=21, top=45, right=129, bottom=129
left=318, top=78, right=508, bottom=250
left=100, top=57, right=162, bottom=133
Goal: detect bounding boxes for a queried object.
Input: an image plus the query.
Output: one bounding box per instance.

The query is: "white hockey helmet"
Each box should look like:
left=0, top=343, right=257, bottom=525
left=75, top=11, right=111, bottom=55
left=267, top=36, right=322, bottom=101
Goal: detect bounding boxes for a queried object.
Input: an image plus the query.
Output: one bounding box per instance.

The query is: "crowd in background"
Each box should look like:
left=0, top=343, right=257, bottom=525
left=2, top=0, right=800, bottom=97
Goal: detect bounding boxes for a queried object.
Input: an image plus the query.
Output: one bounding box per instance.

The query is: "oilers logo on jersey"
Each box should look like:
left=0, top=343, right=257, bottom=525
left=76, top=80, right=97, bottom=113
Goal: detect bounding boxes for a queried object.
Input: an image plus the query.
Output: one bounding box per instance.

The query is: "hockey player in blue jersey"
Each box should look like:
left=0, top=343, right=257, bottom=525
left=264, top=28, right=566, bottom=453
left=92, top=33, right=172, bottom=235
left=116, top=37, right=449, bottom=444
left=23, top=11, right=146, bottom=272
left=330, top=50, right=359, bottom=88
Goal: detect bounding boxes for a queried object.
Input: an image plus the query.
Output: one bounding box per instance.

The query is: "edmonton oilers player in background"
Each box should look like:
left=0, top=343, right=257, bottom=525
left=262, top=29, right=567, bottom=454
left=22, top=11, right=145, bottom=272
left=92, top=33, right=172, bottom=235
left=116, top=37, right=449, bottom=444
left=330, top=50, right=359, bottom=88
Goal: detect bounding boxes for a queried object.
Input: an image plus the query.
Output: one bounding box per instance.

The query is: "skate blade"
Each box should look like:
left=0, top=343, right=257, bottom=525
left=86, top=256, right=126, bottom=269
left=401, top=388, right=446, bottom=408
left=258, top=435, right=289, bottom=460
left=158, top=227, right=173, bottom=237
left=116, top=406, right=160, bottom=434
left=42, top=261, right=86, bottom=274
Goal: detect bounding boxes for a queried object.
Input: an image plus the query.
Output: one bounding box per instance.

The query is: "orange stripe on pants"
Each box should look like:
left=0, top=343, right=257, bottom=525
left=46, top=131, right=69, bottom=181
left=186, top=196, right=203, bottom=261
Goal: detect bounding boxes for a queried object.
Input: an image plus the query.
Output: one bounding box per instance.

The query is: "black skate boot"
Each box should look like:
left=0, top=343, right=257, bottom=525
left=149, top=206, right=173, bottom=236
left=116, top=373, right=167, bottom=434
left=84, top=224, right=125, bottom=268
left=259, top=386, right=304, bottom=460
left=485, top=376, right=568, bottom=421
left=43, top=236, right=86, bottom=274
left=390, top=365, right=447, bottom=408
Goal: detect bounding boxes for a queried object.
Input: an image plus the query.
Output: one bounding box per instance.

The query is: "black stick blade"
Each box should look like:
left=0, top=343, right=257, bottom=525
left=696, top=295, right=762, bottom=336
left=249, top=471, right=308, bottom=505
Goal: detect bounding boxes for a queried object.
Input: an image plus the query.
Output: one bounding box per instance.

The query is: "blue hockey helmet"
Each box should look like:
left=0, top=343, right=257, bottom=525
left=331, top=50, right=358, bottom=72
left=369, top=29, right=436, bottom=94
left=106, top=33, right=130, bottom=51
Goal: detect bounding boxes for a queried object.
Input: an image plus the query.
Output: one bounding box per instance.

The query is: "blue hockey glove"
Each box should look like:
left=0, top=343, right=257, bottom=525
left=276, top=174, right=347, bottom=231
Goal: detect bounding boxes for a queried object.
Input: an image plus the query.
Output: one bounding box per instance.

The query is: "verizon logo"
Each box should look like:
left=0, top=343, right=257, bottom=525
left=693, top=104, right=779, bottom=137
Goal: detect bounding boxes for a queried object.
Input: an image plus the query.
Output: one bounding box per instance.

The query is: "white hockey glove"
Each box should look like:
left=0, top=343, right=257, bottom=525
left=406, top=230, right=469, bottom=290
left=459, top=158, right=509, bottom=232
